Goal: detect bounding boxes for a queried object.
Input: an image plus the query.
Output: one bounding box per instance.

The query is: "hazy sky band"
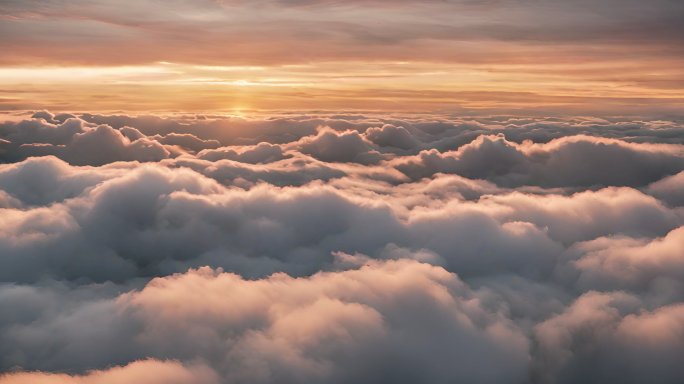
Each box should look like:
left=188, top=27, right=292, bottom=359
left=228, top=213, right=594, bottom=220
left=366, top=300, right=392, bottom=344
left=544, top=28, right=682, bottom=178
left=1, top=0, right=683, bottom=113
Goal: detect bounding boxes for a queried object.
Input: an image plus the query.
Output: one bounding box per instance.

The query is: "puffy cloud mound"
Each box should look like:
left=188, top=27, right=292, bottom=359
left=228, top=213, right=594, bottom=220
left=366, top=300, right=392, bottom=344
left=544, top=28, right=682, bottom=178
left=532, top=291, right=684, bottom=384
left=285, top=127, right=386, bottom=165
left=0, top=260, right=530, bottom=383
left=645, top=171, right=684, bottom=207
left=390, top=134, right=684, bottom=187
left=364, top=124, right=420, bottom=150
left=148, top=133, right=221, bottom=153
left=0, top=119, right=169, bottom=166
left=196, top=142, right=289, bottom=164
left=2, top=111, right=684, bottom=383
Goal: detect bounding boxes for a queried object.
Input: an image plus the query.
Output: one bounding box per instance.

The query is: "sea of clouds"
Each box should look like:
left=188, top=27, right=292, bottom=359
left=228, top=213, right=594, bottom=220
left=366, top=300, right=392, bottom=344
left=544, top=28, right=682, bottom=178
left=1, top=111, right=684, bottom=383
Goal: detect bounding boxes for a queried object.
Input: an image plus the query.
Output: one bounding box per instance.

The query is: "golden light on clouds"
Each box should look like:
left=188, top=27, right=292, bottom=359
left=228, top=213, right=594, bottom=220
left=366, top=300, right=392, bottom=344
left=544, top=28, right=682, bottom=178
left=0, top=0, right=683, bottom=114
left=1, top=59, right=683, bottom=114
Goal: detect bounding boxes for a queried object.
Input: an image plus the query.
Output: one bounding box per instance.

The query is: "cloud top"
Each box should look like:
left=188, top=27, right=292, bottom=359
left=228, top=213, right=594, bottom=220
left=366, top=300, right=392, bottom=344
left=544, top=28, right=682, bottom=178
left=1, top=112, right=684, bottom=383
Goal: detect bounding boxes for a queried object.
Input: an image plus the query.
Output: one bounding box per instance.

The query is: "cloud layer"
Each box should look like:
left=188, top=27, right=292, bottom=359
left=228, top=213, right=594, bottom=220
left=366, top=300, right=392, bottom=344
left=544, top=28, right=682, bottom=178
left=1, top=112, right=684, bottom=383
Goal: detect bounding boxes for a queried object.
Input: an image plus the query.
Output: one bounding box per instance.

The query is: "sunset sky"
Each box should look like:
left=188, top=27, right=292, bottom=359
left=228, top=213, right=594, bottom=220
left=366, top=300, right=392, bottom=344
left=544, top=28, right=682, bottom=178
left=2, top=0, right=684, bottom=114
left=3, top=2, right=684, bottom=384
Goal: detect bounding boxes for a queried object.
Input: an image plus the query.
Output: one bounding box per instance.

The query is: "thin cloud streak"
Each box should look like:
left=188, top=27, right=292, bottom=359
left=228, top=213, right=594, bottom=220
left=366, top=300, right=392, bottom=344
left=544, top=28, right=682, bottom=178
left=1, top=0, right=683, bottom=113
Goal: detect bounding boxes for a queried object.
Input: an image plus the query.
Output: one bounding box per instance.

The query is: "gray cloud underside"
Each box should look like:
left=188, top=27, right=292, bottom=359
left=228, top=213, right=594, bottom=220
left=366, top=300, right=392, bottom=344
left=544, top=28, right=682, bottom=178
left=1, top=112, right=684, bottom=383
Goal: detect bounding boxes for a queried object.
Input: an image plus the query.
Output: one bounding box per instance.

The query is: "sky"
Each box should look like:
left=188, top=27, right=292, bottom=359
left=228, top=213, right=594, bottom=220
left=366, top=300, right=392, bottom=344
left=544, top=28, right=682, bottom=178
left=1, top=0, right=684, bottom=114
left=2, top=2, right=684, bottom=384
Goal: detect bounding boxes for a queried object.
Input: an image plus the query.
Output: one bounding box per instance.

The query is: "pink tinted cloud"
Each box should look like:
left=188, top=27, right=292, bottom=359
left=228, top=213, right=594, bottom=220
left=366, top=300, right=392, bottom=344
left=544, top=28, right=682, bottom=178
left=0, top=359, right=219, bottom=384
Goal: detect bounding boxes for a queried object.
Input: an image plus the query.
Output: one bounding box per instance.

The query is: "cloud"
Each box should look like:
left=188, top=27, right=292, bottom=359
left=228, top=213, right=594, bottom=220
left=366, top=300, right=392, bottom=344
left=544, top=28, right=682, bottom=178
left=645, top=171, right=684, bottom=207
left=2, top=1, right=684, bottom=115
left=477, top=187, right=681, bottom=245
left=0, top=154, right=679, bottom=290
left=7, top=115, right=684, bottom=189
left=0, top=359, right=219, bottom=384
left=0, top=260, right=530, bottom=383
left=557, top=226, right=684, bottom=296
left=64, top=125, right=169, bottom=166
left=0, top=118, right=169, bottom=166
left=364, top=124, right=420, bottom=150
left=1, top=0, right=683, bottom=69
left=532, top=291, right=684, bottom=384
left=389, top=134, right=684, bottom=188
left=196, top=142, right=289, bottom=164
left=79, top=114, right=323, bottom=146
left=1, top=112, right=684, bottom=383
left=0, top=156, right=125, bottom=205
left=285, top=127, right=387, bottom=165
left=30, top=111, right=58, bottom=124
left=148, top=133, right=221, bottom=153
